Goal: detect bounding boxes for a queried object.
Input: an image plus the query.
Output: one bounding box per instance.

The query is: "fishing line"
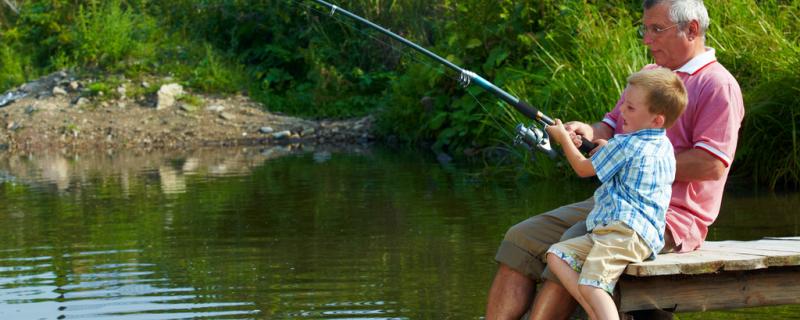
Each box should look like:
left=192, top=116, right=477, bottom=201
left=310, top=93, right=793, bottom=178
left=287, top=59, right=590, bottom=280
left=286, top=0, right=507, bottom=138
left=285, top=0, right=464, bottom=85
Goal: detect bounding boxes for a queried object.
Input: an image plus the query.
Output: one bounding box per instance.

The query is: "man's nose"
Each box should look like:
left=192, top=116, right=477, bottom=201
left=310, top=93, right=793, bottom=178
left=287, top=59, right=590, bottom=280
left=642, top=33, right=654, bottom=45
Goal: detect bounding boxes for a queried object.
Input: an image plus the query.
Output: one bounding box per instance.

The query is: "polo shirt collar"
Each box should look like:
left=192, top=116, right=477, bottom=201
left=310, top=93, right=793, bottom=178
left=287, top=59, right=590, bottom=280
left=674, top=47, right=716, bottom=75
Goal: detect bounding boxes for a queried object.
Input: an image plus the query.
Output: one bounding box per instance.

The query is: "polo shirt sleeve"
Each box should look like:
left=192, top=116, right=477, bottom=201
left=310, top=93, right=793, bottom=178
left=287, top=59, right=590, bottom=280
left=602, top=99, right=623, bottom=131
left=590, top=136, right=630, bottom=184
left=691, top=82, right=744, bottom=167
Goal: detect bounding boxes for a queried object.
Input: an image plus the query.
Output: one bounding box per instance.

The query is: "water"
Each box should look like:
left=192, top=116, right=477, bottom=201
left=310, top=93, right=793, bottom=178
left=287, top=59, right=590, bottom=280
left=0, top=146, right=797, bottom=319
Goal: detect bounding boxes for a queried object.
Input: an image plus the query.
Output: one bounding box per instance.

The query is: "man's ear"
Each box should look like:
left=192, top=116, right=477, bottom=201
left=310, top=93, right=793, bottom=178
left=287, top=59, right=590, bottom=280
left=687, top=20, right=700, bottom=40
left=652, top=114, right=666, bottom=128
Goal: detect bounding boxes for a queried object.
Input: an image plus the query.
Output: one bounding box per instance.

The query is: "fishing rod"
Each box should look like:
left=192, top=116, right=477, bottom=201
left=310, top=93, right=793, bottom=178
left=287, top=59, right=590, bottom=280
left=311, top=0, right=596, bottom=157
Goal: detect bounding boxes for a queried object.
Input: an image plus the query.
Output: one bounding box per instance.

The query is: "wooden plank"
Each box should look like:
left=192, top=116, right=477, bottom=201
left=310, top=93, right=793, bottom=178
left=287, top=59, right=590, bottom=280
left=765, top=237, right=800, bottom=241
left=699, top=244, right=800, bottom=268
left=618, top=266, right=800, bottom=312
left=624, top=238, right=800, bottom=276
left=715, top=240, right=800, bottom=253
left=624, top=250, right=767, bottom=276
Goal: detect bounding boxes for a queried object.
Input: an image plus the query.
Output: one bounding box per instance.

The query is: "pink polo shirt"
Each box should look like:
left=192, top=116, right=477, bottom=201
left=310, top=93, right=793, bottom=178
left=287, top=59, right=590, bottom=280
left=602, top=48, right=745, bottom=252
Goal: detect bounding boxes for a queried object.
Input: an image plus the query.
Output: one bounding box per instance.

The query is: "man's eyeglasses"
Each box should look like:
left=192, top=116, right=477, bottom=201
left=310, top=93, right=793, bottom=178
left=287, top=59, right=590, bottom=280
left=638, top=23, right=679, bottom=37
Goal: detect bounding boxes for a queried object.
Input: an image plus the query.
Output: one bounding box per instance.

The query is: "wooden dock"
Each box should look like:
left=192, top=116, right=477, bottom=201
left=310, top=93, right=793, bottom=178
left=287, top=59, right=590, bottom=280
left=616, top=237, right=800, bottom=313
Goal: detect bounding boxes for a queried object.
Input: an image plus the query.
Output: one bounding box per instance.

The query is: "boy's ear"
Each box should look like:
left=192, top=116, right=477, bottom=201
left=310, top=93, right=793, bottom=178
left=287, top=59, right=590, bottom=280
left=652, top=114, right=666, bottom=128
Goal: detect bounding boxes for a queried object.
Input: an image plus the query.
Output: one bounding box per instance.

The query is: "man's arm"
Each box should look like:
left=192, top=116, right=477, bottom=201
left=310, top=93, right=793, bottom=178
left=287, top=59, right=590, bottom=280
left=675, top=149, right=727, bottom=181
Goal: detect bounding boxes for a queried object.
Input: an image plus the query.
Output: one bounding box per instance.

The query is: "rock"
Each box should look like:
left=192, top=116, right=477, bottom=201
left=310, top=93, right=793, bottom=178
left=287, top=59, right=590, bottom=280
left=206, top=105, right=224, bottom=113
left=69, top=81, right=80, bottom=91
left=300, top=127, right=314, bottom=136
left=75, top=97, right=90, bottom=106
left=117, top=85, right=127, bottom=98
left=259, top=126, right=274, bottom=134
left=219, top=112, right=235, bottom=120
left=53, top=86, right=68, bottom=96
left=156, top=83, right=184, bottom=110
left=24, top=105, right=37, bottom=115
left=272, top=130, right=291, bottom=139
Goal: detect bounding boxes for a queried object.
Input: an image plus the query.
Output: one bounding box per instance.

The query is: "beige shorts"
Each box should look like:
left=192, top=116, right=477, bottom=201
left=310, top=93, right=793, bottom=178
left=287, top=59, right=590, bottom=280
left=547, top=222, right=652, bottom=294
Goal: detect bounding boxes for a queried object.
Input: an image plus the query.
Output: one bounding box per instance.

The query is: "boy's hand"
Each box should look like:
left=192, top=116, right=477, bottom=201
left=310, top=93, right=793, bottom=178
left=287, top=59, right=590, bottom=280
left=545, top=119, right=571, bottom=146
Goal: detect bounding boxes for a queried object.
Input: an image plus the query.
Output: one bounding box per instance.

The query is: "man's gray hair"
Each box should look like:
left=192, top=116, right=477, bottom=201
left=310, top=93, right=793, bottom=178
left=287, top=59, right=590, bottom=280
left=643, top=0, right=710, bottom=37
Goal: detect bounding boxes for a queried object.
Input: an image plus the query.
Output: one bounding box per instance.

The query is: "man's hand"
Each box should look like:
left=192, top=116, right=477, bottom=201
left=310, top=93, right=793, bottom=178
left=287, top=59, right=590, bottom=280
left=564, top=121, right=594, bottom=149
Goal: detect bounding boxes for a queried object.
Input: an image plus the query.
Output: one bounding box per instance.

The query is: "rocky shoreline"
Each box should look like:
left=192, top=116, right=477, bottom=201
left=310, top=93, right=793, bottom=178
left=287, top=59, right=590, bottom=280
left=0, top=71, right=376, bottom=153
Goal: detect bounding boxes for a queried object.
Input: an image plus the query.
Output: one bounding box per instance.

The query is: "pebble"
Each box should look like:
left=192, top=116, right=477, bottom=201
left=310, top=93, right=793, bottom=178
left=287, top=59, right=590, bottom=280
left=259, top=126, right=274, bottom=134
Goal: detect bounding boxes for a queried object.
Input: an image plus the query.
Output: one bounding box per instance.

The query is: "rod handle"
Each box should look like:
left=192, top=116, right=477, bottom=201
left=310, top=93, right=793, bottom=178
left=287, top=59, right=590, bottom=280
left=579, top=137, right=596, bottom=154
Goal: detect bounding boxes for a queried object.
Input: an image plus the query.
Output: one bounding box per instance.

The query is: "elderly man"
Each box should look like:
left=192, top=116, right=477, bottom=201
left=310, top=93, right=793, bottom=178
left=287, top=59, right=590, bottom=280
left=485, top=1, right=745, bottom=319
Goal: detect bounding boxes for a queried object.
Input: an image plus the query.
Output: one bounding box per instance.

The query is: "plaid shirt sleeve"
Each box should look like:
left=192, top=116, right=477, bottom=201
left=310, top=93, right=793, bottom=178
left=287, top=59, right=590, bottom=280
left=590, top=136, right=630, bottom=184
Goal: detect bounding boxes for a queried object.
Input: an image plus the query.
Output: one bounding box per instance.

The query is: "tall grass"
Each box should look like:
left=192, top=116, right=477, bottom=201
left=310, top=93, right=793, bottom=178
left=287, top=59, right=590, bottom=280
left=706, top=0, right=800, bottom=189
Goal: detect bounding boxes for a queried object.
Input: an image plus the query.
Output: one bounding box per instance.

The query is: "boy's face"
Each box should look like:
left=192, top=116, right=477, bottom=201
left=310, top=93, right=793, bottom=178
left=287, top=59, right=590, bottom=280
left=621, top=85, right=663, bottom=133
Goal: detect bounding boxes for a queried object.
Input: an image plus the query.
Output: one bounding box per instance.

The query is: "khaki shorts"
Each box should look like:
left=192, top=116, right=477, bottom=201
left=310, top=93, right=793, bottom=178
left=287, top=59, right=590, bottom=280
left=495, top=197, right=678, bottom=283
left=546, top=222, right=652, bottom=294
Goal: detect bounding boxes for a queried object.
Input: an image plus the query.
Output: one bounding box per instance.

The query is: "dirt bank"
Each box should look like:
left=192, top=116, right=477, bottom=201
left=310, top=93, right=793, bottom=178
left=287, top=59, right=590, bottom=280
left=0, top=71, right=375, bottom=153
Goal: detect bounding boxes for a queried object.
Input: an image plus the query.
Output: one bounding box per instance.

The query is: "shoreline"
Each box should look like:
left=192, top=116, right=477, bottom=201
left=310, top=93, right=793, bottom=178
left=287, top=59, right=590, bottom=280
left=0, top=71, right=376, bottom=154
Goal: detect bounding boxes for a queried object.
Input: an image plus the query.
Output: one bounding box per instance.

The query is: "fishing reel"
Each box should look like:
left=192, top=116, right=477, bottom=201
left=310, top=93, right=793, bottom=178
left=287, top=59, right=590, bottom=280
left=514, top=122, right=558, bottom=159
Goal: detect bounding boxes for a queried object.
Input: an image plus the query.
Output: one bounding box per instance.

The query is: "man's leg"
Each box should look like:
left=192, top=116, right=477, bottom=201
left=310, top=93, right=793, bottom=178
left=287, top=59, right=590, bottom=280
left=485, top=264, right=537, bottom=320
left=528, top=219, right=589, bottom=320
left=528, top=280, right=579, bottom=320
left=486, top=198, right=593, bottom=320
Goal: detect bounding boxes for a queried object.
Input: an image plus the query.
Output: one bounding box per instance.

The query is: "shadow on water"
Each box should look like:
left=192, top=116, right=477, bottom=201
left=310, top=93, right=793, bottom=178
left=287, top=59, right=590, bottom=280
left=0, top=146, right=797, bottom=319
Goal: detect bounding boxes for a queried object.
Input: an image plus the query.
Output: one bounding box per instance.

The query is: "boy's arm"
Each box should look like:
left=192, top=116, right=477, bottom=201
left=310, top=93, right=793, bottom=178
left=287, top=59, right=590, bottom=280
left=546, top=120, right=597, bottom=178
left=560, top=138, right=596, bottom=178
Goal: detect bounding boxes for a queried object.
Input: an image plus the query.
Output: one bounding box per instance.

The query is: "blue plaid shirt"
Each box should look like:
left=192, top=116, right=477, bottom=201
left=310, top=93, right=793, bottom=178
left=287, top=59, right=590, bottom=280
left=588, top=128, right=675, bottom=257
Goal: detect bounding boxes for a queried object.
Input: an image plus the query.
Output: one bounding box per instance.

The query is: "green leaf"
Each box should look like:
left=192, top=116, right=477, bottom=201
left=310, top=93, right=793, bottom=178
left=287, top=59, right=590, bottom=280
left=466, top=38, right=483, bottom=49
left=429, top=112, right=448, bottom=130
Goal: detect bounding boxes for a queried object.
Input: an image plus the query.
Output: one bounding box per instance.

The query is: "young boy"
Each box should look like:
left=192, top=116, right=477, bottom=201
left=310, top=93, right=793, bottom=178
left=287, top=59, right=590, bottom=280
left=544, top=67, right=687, bottom=320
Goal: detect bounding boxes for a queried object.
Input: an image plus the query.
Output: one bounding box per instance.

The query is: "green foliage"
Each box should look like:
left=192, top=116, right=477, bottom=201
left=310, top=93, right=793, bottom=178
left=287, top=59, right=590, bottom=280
left=73, top=0, right=138, bottom=69
left=0, top=42, right=28, bottom=91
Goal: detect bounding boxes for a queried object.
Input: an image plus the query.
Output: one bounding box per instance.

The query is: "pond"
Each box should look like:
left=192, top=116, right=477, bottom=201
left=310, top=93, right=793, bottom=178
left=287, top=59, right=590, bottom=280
left=0, top=146, right=797, bottom=319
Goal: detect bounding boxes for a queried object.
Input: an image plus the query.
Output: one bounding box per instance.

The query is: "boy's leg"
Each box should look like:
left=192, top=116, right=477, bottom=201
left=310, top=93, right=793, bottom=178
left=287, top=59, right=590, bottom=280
left=579, top=285, right=619, bottom=320
left=579, top=223, right=653, bottom=319
left=545, top=253, right=596, bottom=320
left=543, top=234, right=596, bottom=319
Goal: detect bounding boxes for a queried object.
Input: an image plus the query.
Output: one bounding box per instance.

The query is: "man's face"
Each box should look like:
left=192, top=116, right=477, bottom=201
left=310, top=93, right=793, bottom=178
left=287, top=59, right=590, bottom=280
left=641, top=4, right=693, bottom=70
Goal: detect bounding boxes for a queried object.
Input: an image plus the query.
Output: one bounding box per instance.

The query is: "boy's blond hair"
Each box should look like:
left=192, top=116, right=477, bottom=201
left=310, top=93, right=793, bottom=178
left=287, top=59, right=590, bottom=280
left=627, top=68, right=687, bottom=128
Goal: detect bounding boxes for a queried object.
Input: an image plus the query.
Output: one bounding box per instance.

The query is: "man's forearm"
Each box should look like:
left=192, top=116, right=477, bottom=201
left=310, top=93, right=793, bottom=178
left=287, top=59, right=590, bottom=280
left=590, top=122, right=613, bottom=141
left=675, top=148, right=727, bottom=181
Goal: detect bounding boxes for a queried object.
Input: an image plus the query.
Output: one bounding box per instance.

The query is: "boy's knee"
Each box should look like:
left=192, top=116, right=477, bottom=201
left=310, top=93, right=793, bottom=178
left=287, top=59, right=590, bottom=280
left=578, top=284, right=601, bottom=298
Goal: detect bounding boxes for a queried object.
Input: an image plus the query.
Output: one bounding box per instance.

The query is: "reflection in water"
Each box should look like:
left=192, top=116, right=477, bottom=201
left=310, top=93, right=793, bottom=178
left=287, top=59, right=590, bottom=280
left=0, top=145, right=326, bottom=195
left=0, top=146, right=797, bottom=319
